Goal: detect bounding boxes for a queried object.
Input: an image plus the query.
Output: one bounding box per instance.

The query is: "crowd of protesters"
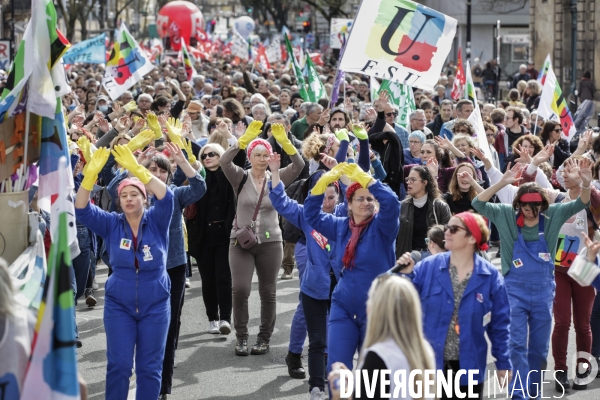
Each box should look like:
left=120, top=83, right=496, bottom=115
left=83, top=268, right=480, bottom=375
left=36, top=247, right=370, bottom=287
left=5, top=48, right=600, bottom=400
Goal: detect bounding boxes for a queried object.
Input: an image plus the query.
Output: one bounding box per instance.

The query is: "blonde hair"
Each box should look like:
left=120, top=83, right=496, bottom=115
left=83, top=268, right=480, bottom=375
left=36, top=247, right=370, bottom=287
left=207, top=131, right=229, bottom=150
left=302, top=132, right=337, bottom=161
left=451, top=134, right=475, bottom=150
left=0, top=259, right=16, bottom=317
left=200, top=143, right=226, bottom=159
left=362, top=275, right=436, bottom=398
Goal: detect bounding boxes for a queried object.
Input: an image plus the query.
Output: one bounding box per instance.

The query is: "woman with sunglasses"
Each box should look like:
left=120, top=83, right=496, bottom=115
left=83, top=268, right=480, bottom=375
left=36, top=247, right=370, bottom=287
left=187, top=141, right=246, bottom=338
left=396, top=212, right=512, bottom=399
left=221, top=121, right=305, bottom=356
left=397, top=166, right=451, bottom=260
left=539, top=121, right=571, bottom=170
left=304, top=162, right=400, bottom=381
left=472, top=163, right=592, bottom=399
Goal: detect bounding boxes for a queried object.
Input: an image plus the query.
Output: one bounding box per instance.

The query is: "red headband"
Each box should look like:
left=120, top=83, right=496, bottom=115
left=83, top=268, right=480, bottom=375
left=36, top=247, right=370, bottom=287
left=519, top=192, right=543, bottom=203
left=247, top=138, right=273, bottom=158
left=345, top=182, right=362, bottom=202
left=455, top=212, right=489, bottom=251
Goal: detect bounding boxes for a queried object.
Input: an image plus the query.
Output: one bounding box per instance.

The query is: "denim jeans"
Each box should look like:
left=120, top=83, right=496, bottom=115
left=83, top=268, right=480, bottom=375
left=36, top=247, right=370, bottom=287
left=302, top=292, right=330, bottom=392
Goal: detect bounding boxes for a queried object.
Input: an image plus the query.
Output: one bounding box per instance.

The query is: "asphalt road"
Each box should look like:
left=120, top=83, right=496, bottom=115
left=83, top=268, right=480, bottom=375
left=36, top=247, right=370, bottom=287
left=76, top=250, right=600, bottom=400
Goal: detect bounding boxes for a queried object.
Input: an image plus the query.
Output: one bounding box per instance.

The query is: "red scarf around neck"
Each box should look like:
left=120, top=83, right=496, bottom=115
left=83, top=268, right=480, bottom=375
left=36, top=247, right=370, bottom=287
left=342, top=213, right=376, bottom=270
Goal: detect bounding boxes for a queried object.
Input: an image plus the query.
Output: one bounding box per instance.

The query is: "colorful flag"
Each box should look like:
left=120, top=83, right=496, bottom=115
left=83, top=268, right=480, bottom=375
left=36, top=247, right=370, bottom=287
left=451, top=47, right=465, bottom=100
left=180, top=38, right=197, bottom=81
left=330, top=70, right=345, bottom=107
left=464, top=60, right=493, bottom=161
left=310, top=53, right=324, bottom=66
left=538, top=64, right=576, bottom=142
left=379, top=79, right=415, bottom=129
left=370, top=76, right=380, bottom=103
left=339, top=0, right=457, bottom=90
left=63, top=33, right=106, bottom=64
left=266, top=37, right=282, bottom=63
left=330, top=18, right=353, bottom=49
left=285, top=35, right=309, bottom=101
left=305, top=54, right=328, bottom=102
left=102, top=22, right=154, bottom=100
left=538, top=54, right=552, bottom=85
left=21, top=159, right=80, bottom=400
left=256, top=44, right=271, bottom=73
left=231, top=30, right=250, bottom=61
left=12, top=229, right=48, bottom=310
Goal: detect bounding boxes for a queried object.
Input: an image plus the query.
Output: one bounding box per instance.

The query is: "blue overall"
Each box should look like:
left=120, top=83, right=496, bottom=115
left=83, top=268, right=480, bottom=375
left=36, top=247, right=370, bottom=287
left=506, top=215, right=555, bottom=400
left=303, top=181, right=400, bottom=376
left=75, top=189, right=174, bottom=400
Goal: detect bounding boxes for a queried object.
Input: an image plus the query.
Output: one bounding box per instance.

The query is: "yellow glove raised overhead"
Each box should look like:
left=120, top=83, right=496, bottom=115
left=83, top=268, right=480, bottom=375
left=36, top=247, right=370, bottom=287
left=271, top=123, right=297, bottom=155
left=77, top=136, right=94, bottom=164
left=166, top=117, right=186, bottom=149
left=184, top=139, right=197, bottom=163
left=111, top=145, right=153, bottom=184
left=335, top=129, right=349, bottom=142
left=342, top=163, right=373, bottom=188
left=351, top=124, right=368, bottom=140
left=127, top=130, right=155, bottom=152
left=238, top=120, right=263, bottom=149
left=311, top=162, right=348, bottom=195
left=123, top=101, right=138, bottom=113
left=146, top=112, right=163, bottom=139
left=81, top=147, right=110, bottom=191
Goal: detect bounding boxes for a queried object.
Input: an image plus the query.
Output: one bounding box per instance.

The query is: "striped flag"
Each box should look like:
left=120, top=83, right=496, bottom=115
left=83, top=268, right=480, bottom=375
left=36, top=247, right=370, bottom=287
left=378, top=79, right=415, bottom=129
left=284, top=35, right=309, bottom=101
left=537, top=54, right=552, bottom=85
left=537, top=64, right=576, bottom=142
left=21, top=159, right=80, bottom=400
left=180, top=38, right=197, bottom=81
left=305, top=54, right=327, bottom=102
left=465, top=60, right=493, bottom=160
left=451, top=47, right=465, bottom=100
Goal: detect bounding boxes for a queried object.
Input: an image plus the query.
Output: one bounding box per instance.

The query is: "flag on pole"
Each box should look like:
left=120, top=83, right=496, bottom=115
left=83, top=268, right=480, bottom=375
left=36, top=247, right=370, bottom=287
left=379, top=79, right=415, bottom=129
left=464, top=60, right=493, bottom=160
left=255, top=44, right=271, bottom=73
left=63, top=33, right=106, bottom=64
left=102, top=22, right=154, bottom=100
left=266, top=37, right=282, bottom=63
left=537, top=64, right=576, bottom=142
left=451, top=47, right=465, bottom=100
left=180, top=38, right=197, bottom=81
left=0, top=20, right=32, bottom=122
left=284, top=35, right=309, bottom=101
left=231, top=30, right=250, bottom=61
left=537, top=54, right=552, bottom=85
left=370, top=76, right=380, bottom=103
left=20, top=159, right=80, bottom=400
left=305, top=54, right=328, bottom=102
left=330, top=70, right=345, bottom=107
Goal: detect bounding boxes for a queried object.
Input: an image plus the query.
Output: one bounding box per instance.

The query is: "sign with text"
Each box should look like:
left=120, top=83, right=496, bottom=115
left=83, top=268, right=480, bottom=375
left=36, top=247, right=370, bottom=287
left=63, top=33, right=106, bottom=64
left=0, top=40, right=11, bottom=71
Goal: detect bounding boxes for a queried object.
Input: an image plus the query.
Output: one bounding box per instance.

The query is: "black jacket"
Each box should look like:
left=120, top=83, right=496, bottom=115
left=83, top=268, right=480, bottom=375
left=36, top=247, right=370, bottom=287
left=369, top=130, right=404, bottom=198
left=426, top=114, right=449, bottom=137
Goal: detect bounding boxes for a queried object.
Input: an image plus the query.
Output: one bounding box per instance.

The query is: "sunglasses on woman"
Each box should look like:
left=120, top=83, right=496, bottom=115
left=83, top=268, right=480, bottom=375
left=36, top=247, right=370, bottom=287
left=444, top=224, right=469, bottom=234
left=201, top=152, right=218, bottom=160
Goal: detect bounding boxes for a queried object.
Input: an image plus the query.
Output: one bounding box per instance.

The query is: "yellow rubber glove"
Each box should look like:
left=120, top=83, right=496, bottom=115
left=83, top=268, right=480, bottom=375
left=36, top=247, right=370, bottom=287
left=342, top=163, right=373, bottom=188
left=146, top=112, right=163, bottom=139
left=184, top=139, right=197, bottom=163
left=271, top=123, right=297, bottom=155
left=123, top=101, right=138, bottom=113
left=111, top=145, right=153, bottom=184
left=77, top=136, right=93, bottom=163
left=352, top=124, right=368, bottom=141
left=335, top=129, right=349, bottom=142
left=238, top=120, right=263, bottom=149
left=127, top=129, right=155, bottom=152
left=166, top=117, right=186, bottom=149
left=81, top=147, right=110, bottom=191
left=311, top=163, right=348, bottom=195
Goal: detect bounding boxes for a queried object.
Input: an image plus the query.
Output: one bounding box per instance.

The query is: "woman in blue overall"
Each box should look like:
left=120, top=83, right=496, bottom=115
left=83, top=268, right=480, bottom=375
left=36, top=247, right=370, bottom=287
left=75, top=145, right=174, bottom=400
left=106, top=140, right=207, bottom=399
left=472, top=162, right=592, bottom=399
left=269, top=154, right=346, bottom=399
left=303, top=162, right=400, bottom=378
left=397, top=212, right=512, bottom=398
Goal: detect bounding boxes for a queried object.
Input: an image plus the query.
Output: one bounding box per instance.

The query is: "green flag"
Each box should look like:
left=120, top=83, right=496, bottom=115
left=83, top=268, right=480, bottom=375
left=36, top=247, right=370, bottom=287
left=379, top=79, right=416, bottom=129
left=464, top=61, right=477, bottom=106
left=284, top=35, right=309, bottom=101
left=305, top=54, right=327, bottom=102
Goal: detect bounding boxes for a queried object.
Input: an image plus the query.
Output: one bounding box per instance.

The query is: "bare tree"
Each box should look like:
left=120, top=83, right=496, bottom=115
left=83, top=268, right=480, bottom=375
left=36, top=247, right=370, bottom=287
left=240, top=0, right=291, bottom=31
left=301, top=0, right=350, bottom=23
left=476, top=0, right=528, bottom=14
left=54, top=0, right=99, bottom=41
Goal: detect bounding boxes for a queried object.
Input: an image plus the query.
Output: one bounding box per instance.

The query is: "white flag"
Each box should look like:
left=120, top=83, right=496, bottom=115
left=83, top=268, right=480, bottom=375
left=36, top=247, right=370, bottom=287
left=465, top=61, right=493, bottom=161
left=231, top=30, right=249, bottom=60
left=266, top=38, right=282, bottom=63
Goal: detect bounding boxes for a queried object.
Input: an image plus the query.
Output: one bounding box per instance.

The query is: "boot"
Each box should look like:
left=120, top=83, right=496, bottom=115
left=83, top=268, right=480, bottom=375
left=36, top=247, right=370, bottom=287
left=555, top=370, right=570, bottom=392
left=285, top=351, right=306, bottom=379
left=573, top=365, right=590, bottom=390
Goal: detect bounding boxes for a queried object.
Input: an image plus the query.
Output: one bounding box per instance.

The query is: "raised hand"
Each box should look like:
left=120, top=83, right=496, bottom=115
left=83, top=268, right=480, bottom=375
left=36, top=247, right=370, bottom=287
left=341, top=162, right=373, bottom=188
left=351, top=123, right=368, bottom=140
left=123, top=101, right=138, bottom=113
left=582, top=232, right=600, bottom=262
left=578, top=157, right=593, bottom=186
left=319, top=153, right=338, bottom=170
left=501, top=162, right=524, bottom=185
left=115, top=116, right=130, bottom=133
left=127, top=130, right=155, bottom=152
left=111, top=145, right=153, bottom=184
left=470, top=147, right=487, bottom=162
left=426, top=157, right=438, bottom=176
left=81, top=147, right=110, bottom=191
left=166, top=118, right=186, bottom=149
left=234, top=121, right=246, bottom=138
left=146, top=112, right=163, bottom=139
left=271, top=123, right=297, bottom=155
left=512, top=144, right=532, bottom=164
left=318, top=108, right=331, bottom=126
left=184, top=139, right=197, bottom=163
left=77, top=136, right=94, bottom=163
left=457, top=170, right=476, bottom=186
left=238, top=120, right=264, bottom=149
left=268, top=152, right=281, bottom=173
left=532, top=144, right=554, bottom=166
left=335, top=128, right=349, bottom=142
left=164, top=142, right=187, bottom=166
left=434, top=135, right=453, bottom=151
left=112, top=102, right=123, bottom=117
left=312, top=162, right=348, bottom=195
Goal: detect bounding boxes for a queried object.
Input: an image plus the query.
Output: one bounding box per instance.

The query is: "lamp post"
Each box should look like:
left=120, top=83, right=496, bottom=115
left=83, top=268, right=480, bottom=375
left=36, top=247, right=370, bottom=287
left=569, top=0, right=578, bottom=98
left=466, top=0, right=471, bottom=60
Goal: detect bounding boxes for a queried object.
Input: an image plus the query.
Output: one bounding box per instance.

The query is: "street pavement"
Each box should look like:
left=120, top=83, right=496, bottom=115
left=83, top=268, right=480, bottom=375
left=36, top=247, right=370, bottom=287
left=76, top=249, right=600, bottom=399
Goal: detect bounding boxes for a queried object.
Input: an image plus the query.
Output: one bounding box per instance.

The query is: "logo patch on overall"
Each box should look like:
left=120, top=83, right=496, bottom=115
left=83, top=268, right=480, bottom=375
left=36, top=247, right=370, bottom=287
left=120, top=238, right=132, bottom=250
left=512, top=258, right=523, bottom=268
left=142, top=245, right=153, bottom=261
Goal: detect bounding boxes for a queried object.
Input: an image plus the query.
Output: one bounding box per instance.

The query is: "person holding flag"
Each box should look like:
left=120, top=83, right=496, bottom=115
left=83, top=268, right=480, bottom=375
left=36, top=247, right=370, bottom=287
left=74, top=145, right=175, bottom=400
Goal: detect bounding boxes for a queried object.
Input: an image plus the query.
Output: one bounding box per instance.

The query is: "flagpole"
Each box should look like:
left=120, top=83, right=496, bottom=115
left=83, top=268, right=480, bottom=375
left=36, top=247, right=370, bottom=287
left=23, top=109, right=30, bottom=174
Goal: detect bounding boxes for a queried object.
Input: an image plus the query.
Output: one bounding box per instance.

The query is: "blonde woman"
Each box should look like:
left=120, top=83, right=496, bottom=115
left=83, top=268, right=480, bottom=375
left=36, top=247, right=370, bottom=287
left=328, top=275, right=436, bottom=399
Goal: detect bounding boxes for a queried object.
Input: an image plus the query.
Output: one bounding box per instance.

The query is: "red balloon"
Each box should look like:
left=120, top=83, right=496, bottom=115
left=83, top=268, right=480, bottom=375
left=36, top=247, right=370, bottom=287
left=157, top=1, right=205, bottom=51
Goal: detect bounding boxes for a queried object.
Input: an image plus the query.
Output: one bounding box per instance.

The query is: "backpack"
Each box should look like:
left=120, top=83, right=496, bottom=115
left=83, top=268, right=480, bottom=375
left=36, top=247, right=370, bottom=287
left=282, top=171, right=322, bottom=243
left=473, top=65, right=483, bottom=78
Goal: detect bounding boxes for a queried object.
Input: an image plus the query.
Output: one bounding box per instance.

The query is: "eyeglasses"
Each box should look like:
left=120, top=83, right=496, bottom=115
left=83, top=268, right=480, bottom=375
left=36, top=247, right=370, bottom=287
left=486, top=133, right=496, bottom=138
left=201, top=152, right=218, bottom=160
left=353, top=196, right=375, bottom=203
left=409, top=140, right=422, bottom=145
left=405, top=177, right=423, bottom=183
left=553, top=128, right=562, bottom=133
left=385, top=112, right=398, bottom=117
left=444, top=224, right=469, bottom=234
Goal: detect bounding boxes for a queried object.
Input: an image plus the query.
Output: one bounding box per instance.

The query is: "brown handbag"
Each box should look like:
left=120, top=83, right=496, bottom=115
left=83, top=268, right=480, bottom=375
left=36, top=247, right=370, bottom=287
left=233, top=175, right=267, bottom=249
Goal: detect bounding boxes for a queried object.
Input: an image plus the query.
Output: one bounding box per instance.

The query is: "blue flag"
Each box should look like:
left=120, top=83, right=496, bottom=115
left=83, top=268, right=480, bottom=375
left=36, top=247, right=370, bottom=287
left=63, top=33, right=106, bottom=64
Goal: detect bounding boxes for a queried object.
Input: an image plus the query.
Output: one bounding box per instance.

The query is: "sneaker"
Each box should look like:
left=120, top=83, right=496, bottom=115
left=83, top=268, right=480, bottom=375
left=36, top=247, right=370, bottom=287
left=209, top=320, right=220, bottom=334
left=219, top=320, right=231, bottom=335
left=310, top=387, right=325, bottom=400
left=285, top=351, right=306, bottom=379
left=185, top=278, right=191, bottom=288
left=555, top=370, right=570, bottom=392
left=235, top=339, right=249, bottom=356
left=250, top=342, right=269, bottom=355
left=92, top=278, right=99, bottom=290
left=85, top=288, right=97, bottom=307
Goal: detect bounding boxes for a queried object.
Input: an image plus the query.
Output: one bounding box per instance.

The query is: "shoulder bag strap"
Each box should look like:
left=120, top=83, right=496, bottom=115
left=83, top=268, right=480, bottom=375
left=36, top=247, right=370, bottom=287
left=251, top=176, right=267, bottom=225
